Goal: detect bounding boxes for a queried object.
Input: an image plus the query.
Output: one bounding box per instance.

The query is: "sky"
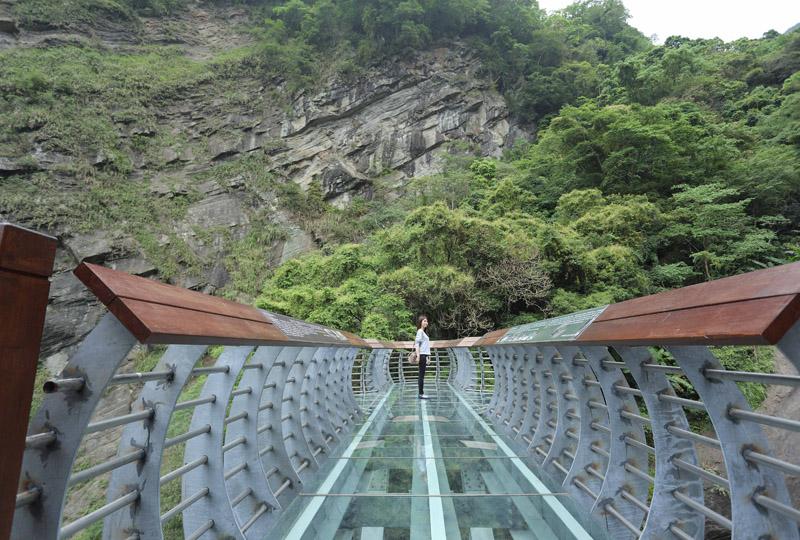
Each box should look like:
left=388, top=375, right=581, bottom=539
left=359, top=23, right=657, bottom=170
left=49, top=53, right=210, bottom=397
left=537, top=0, right=800, bottom=43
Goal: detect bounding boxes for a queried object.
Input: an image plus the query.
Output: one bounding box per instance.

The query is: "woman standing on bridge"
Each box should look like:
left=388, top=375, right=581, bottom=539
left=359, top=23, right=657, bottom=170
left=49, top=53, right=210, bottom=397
left=415, top=315, right=431, bottom=399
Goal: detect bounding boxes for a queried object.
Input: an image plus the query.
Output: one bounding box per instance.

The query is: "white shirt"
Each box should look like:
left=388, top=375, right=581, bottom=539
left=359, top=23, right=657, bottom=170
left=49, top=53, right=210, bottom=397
left=415, top=328, right=430, bottom=355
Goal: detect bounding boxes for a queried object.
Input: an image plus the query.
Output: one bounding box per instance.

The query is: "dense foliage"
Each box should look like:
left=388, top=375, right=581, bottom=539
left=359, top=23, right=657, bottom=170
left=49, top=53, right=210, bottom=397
left=259, top=21, right=800, bottom=340
left=3, top=1, right=799, bottom=343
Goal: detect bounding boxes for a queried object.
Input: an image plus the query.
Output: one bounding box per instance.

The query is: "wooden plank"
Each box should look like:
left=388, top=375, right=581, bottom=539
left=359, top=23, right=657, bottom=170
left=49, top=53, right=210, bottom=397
left=0, top=224, right=56, bottom=539
left=431, top=339, right=465, bottom=348
left=364, top=339, right=392, bottom=349
left=76, top=262, right=366, bottom=348
left=475, top=328, right=509, bottom=346
left=595, top=262, right=800, bottom=324
left=340, top=330, right=370, bottom=348
left=0, top=223, right=57, bottom=277
left=108, top=298, right=289, bottom=345
left=386, top=340, right=415, bottom=349
left=577, top=295, right=800, bottom=346
left=75, top=262, right=269, bottom=324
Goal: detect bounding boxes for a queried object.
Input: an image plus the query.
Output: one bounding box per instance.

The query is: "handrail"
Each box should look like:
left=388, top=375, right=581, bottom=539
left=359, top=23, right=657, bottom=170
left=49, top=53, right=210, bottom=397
left=0, top=223, right=56, bottom=539
left=472, top=262, right=800, bottom=346
left=75, top=262, right=369, bottom=347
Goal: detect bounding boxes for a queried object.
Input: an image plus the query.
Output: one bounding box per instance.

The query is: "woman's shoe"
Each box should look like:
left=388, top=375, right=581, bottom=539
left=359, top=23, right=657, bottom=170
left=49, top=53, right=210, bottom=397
left=419, top=394, right=429, bottom=399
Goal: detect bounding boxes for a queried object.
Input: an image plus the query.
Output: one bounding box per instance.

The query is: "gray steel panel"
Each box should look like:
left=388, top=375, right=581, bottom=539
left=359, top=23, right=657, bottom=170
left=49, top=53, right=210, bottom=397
left=559, top=347, right=608, bottom=509
left=13, top=313, right=138, bottom=540
left=616, top=346, right=703, bottom=540
left=669, top=346, right=799, bottom=540
left=104, top=344, right=207, bottom=540
left=182, top=345, right=254, bottom=539
left=225, top=345, right=283, bottom=537
left=582, top=346, right=648, bottom=539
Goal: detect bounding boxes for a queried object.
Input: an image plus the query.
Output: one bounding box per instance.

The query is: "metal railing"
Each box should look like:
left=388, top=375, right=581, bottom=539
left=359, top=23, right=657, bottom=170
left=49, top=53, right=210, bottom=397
left=4, top=220, right=800, bottom=539
left=442, top=268, right=800, bottom=540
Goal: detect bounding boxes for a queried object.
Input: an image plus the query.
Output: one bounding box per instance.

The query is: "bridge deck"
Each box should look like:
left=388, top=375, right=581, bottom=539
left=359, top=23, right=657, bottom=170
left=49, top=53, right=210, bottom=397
left=273, top=383, right=606, bottom=540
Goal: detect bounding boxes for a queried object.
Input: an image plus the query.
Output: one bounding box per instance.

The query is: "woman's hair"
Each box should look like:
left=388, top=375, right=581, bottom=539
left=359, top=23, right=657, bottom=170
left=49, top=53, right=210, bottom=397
left=416, top=314, right=428, bottom=329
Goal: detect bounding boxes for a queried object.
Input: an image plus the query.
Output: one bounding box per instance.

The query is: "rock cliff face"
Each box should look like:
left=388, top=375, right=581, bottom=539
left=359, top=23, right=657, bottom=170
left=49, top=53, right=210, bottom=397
left=0, top=4, right=522, bottom=367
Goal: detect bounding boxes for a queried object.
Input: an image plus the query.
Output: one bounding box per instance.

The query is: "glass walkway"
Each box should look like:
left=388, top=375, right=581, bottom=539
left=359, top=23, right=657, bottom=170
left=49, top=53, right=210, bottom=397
left=271, top=383, right=610, bottom=539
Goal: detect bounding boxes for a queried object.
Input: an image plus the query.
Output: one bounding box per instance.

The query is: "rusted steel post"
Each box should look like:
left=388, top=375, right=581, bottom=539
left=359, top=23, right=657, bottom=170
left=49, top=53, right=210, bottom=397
left=0, top=223, right=56, bottom=539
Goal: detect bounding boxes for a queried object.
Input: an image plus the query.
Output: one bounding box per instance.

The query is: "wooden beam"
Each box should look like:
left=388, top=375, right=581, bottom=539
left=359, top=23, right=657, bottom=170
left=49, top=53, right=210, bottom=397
left=74, top=262, right=366, bottom=348
left=0, top=224, right=56, bottom=539
left=578, top=295, right=800, bottom=346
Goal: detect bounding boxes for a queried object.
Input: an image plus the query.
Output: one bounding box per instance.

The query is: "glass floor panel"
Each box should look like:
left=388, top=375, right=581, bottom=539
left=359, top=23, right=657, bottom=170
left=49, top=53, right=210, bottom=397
left=271, top=384, right=611, bottom=540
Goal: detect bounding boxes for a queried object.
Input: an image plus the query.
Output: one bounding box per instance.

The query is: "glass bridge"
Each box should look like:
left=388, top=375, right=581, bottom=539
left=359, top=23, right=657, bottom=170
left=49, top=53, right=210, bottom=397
left=271, top=381, right=607, bottom=540
left=7, top=223, right=800, bottom=540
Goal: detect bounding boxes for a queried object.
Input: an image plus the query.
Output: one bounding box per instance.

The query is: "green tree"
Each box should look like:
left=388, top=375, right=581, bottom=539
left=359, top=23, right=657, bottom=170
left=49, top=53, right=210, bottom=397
left=665, top=183, right=777, bottom=280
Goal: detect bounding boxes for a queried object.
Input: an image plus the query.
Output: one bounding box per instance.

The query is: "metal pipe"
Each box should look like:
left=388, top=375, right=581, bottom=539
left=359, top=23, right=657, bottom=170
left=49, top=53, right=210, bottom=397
left=69, top=449, right=145, bottom=486
left=729, top=408, right=800, bottom=432
left=572, top=478, right=598, bottom=499
left=25, top=431, right=56, bottom=448
left=108, top=370, right=173, bottom=386
left=673, top=490, right=731, bottom=529
left=192, top=366, right=230, bottom=375
left=230, top=487, right=253, bottom=507
left=642, top=363, right=682, bottom=373
left=586, top=466, right=605, bottom=481
left=160, top=488, right=209, bottom=524
left=744, top=449, right=800, bottom=476
left=624, top=436, right=655, bottom=454
left=658, top=393, right=705, bottom=410
left=672, top=458, right=729, bottom=489
left=223, top=411, right=248, bottom=425
left=159, top=456, right=208, bottom=486
left=601, top=360, right=626, bottom=368
left=174, top=395, right=216, bottom=411
left=669, top=524, right=694, bottom=540
left=231, top=386, right=253, bottom=397
left=60, top=490, right=140, bottom=538
left=614, top=385, right=642, bottom=397
left=753, top=493, right=800, bottom=523
left=624, top=462, right=655, bottom=484
left=620, top=410, right=651, bottom=424
left=43, top=377, right=86, bottom=393
left=85, top=408, right=154, bottom=434
left=703, top=369, right=800, bottom=386
left=553, top=460, right=569, bottom=474
left=621, top=489, right=650, bottom=513
left=186, top=520, right=214, bottom=540
left=259, top=445, right=274, bottom=457
left=241, top=504, right=269, bottom=533
left=604, top=503, right=641, bottom=536
left=224, top=462, right=248, bottom=480
left=164, top=425, right=211, bottom=449
left=666, top=424, right=720, bottom=448
left=15, top=486, right=41, bottom=508
left=274, top=478, right=292, bottom=497
left=222, top=436, right=247, bottom=453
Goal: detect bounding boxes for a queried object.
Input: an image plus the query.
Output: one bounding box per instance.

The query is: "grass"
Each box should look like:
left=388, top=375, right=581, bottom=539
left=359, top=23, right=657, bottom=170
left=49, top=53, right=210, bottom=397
left=14, top=0, right=189, bottom=29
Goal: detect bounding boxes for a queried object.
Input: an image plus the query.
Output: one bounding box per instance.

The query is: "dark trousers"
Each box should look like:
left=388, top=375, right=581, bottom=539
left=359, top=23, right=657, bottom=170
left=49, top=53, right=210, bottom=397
left=418, top=354, right=428, bottom=394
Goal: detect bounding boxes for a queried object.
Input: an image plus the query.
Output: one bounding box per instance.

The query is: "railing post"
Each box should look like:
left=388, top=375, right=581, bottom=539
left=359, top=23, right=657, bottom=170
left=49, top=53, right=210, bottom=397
left=0, top=223, right=56, bottom=540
